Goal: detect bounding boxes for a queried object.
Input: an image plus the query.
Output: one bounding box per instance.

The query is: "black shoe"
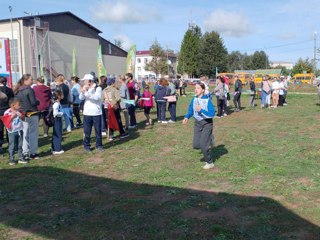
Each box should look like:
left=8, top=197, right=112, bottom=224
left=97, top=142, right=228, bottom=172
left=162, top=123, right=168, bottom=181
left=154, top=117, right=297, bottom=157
left=0, top=147, right=3, bottom=156
left=23, top=154, right=30, bottom=161
left=120, top=132, right=129, bottom=139
left=30, top=154, right=40, bottom=160
left=76, top=123, right=83, bottom=127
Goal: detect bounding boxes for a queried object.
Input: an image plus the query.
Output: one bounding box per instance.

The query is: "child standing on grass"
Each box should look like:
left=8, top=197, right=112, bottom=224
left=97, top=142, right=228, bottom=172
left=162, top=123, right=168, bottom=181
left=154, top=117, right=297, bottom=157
left=51, top=90, right=64, bottom=155
left=3, top=98, right=28, bottom=165
left=182, top=83, right=216, bottom=170
left=141, top=85, right=154, bottom=125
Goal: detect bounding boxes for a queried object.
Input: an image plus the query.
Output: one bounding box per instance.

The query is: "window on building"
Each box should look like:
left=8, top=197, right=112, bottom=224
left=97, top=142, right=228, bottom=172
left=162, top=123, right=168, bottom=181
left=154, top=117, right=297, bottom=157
left=9, top=39, right=19, bottom=72
left=144, top=58, right=148, bottom=63
left=137, top=58, right=141, bottom=63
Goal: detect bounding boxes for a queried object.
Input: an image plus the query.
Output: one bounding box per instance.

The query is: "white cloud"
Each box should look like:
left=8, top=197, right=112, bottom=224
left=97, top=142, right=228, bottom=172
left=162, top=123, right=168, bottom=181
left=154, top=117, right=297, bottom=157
left=204, top=9, right=252, bottom=37
left=113, top=34, right=134, bottom=51
left=91, top=0, right=160, bottom=24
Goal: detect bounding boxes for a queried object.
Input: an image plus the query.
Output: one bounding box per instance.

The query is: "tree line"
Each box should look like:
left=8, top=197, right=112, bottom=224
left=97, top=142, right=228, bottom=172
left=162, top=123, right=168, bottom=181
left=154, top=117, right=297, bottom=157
left=145, top=25, right=317, bottom=78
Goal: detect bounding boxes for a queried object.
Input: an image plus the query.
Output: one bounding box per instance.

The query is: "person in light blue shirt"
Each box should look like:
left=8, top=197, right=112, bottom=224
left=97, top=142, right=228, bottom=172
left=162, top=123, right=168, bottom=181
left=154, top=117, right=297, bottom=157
left=183, top=82, right=216, bottom=170
left=71, top=76, right=82, bottom=127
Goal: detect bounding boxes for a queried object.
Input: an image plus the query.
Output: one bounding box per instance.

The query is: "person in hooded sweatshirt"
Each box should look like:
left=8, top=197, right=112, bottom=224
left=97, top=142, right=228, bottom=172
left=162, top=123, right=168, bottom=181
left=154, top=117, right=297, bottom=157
left=14, top=74, right=40, bottom=160
left=0, top=76, right=14, bottom=155
left=33, top=77, right=52, bottom=137
left=155, top=78, right=168, bottom=123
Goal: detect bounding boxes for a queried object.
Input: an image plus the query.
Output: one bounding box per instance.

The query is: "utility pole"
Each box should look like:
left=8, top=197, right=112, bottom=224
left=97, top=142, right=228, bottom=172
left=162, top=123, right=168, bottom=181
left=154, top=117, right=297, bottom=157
left=9, top=6, right=18, bottom=83
left=314, top=32, right=317, bottom=76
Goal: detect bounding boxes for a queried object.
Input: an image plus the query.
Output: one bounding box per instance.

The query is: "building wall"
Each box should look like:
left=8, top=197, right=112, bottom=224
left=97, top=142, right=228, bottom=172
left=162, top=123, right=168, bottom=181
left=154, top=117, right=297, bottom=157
left=103, top=55, right=126, bottom=76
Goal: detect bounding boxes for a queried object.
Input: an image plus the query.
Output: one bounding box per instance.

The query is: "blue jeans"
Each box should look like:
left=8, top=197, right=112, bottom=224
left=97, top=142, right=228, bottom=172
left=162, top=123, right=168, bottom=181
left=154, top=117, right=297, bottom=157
left=8, top=130, right=23, bottom=161
left=83, top=115, right=102, bottom=150
left=128, top=104, right=136, bottom=126
left=261, top=90, right=267, bottom=106
left=52, top=117, right=63, bottom=151
left=168, top=102, right=176, bottom=121
left=61, top=105, right=74, bottom=131
left=156, top=102, right=166, bottom=121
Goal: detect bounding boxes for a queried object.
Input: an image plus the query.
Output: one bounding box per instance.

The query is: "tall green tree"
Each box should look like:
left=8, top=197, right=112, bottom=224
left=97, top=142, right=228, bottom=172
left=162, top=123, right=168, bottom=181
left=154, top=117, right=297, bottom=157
left=251, top=51, right=269, bottom=70
left=197, top=31, right=228, bottom=77
left=228, top=51, right=244, bottom=72
left=145, top=40, right=168, bottom=77
left=178, top=25, right=202, bottom=77
left=291, top=58, right=314, bottom=76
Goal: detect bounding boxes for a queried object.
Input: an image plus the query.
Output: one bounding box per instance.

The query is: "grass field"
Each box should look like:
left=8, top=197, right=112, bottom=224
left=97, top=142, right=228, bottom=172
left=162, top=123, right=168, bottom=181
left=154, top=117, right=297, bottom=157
left=0, top=87, right=319, bottom=239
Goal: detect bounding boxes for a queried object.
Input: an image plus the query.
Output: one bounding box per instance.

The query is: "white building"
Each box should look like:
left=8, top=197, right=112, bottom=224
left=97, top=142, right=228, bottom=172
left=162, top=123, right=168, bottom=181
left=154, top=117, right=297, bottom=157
left=270, top=61, right=294, bottom=70
left=135, top=50, right=177, bottom=81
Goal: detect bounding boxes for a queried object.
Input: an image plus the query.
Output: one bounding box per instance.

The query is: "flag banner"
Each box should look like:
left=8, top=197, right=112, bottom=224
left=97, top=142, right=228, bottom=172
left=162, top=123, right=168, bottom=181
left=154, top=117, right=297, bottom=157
left=0, top=38, right=12, bottom=87
left=0, top=115, right=12, bottom=129
left=97, top=45, right=107, bottom=78
left=126, top=45, right=136, bottom=76
left=39, top=48, right=45, bottom=81
left=107, top=104, right=120, bottom=131
left=72, top=47, right=77, bottom=76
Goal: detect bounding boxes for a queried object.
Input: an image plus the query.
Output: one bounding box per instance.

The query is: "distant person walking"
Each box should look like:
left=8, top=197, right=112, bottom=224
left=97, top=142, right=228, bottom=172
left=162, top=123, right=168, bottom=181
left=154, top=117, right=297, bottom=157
left=249, top=76, right=256, bottom=108
left=126, top=73, right=139, bottom=129
left=233, top=75, right=242, bottom=112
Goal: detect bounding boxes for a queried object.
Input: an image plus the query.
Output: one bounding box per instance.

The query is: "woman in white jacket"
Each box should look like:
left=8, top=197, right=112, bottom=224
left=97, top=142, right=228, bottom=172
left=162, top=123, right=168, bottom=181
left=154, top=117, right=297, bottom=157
left=79, top=74, right=104, bottom=152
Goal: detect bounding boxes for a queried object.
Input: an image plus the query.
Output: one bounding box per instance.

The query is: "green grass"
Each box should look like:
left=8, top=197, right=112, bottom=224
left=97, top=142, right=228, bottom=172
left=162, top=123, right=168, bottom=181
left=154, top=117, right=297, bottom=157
left=0, top=88, right=319, bottom=239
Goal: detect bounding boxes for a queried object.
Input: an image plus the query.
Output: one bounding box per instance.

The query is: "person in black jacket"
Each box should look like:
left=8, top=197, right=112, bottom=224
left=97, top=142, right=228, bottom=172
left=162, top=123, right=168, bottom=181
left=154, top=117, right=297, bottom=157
left=155, top=78, right=168, bottom=123
left=14, top=74, right=40, bottom=160
left=249, top=76, right=256, bottom=108
left=55, top=74, right=74, bottom=132
left=233, top=75, right=242, bottom=112
left=0, top=77, right=14, bottom=155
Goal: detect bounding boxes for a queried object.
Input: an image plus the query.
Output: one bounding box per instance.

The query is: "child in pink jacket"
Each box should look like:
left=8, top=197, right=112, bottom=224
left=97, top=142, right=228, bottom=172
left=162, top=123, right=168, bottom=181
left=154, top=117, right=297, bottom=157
left=141, top=85, right=154, bottom=125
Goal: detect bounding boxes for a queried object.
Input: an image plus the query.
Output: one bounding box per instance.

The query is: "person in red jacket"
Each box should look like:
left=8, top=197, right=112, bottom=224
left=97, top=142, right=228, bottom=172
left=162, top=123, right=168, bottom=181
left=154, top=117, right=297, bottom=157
left=33, top=77, right=52, bottom=137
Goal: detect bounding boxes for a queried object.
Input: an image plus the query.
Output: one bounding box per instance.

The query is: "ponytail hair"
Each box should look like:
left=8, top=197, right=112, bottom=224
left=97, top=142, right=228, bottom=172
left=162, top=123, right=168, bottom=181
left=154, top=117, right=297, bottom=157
left=14, top=74, right=31, bottom=95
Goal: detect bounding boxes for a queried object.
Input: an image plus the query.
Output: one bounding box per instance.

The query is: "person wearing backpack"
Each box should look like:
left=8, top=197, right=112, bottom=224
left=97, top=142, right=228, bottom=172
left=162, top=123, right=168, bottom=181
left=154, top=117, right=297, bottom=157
left=51, top=90, right=64, bottom=155
left=0, top=76, right=14, bottom=155
left=214, top=76, right=227, bottom=117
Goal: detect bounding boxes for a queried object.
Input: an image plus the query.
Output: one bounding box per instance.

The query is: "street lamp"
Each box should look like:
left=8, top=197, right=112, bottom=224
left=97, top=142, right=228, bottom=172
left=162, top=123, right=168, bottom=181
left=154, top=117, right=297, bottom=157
left=9, top=6, right=17, bottom=83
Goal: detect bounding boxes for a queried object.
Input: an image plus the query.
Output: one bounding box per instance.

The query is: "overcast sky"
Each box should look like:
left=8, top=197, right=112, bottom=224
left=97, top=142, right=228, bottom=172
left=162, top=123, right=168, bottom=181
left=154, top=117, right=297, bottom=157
left=2, top=0, right=320, bottom=66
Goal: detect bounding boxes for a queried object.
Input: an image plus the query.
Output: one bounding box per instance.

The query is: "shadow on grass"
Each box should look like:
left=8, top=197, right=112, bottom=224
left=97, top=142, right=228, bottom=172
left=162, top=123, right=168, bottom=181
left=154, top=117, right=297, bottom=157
left=0, top=167, right=319, bottom=239
left=211, top=144, right=228, bottom=162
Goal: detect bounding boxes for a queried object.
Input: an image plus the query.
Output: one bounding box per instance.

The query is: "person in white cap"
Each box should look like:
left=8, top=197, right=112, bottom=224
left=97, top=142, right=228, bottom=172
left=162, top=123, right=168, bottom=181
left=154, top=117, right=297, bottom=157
left=79, top=74, right=104, bottom=152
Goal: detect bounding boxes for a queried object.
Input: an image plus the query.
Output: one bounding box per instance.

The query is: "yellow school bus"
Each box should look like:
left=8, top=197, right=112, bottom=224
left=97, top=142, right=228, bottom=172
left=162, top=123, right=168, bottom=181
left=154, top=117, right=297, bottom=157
left=237, top=72, right=252, bottom=85
left=291, top=73, right=315, bottom=84
left=254, top=69, right=281, bottom=83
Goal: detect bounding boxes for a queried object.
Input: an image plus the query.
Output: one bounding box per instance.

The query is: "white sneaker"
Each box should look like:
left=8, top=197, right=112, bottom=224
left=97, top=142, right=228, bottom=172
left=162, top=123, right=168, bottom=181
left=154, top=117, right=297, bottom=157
left=146, top=122, right=150, bottom=126
left=102, top=132, right=107, bottom=136
left=168, top=120, right=176, bottom=123
left=203, top=163, right=214, bottom=169
left=128, top=125, right=136, bottom=129
left=283, top=103, right=287, bottom=106
left=223, top=113, right=227, bottom=117
left=157, top=121, right=161, bottom=123
left=161, top=121, right=168, bottom=124
left=52, top=150, right=64, bottom=155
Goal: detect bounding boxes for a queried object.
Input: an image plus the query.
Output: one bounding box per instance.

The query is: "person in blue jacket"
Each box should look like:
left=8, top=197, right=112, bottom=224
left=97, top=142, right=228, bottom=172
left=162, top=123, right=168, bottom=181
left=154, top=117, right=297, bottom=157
left=183, top=82, right=216, bottom=169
